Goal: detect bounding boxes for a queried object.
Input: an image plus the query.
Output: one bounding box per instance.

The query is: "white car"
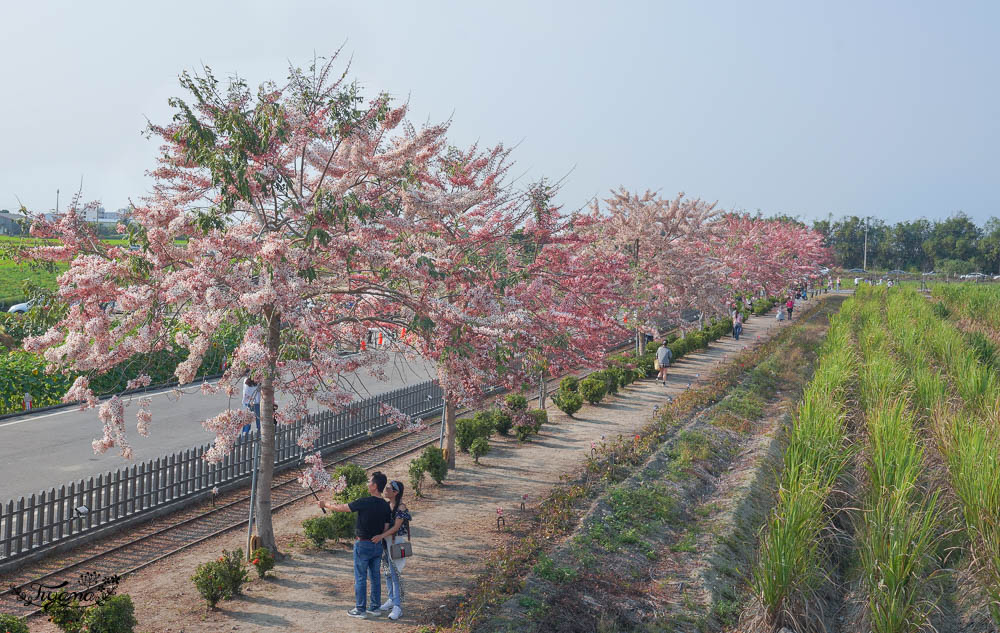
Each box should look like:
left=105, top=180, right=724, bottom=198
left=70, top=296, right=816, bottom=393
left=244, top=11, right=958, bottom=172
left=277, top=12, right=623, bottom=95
left=6, top=299, right=36, bottom=314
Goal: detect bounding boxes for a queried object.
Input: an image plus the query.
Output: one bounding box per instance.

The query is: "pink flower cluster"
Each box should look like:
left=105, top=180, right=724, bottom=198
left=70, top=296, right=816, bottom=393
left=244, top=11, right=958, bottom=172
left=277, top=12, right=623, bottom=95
left=202, top=408, right=255, bottom=464
left=297, top=452, right=332, bottom=491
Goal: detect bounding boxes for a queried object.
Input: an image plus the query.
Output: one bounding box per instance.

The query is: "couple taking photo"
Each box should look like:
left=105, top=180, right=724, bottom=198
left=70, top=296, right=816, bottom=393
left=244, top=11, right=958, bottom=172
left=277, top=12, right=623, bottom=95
left=317, top=471, right=411, bottom=621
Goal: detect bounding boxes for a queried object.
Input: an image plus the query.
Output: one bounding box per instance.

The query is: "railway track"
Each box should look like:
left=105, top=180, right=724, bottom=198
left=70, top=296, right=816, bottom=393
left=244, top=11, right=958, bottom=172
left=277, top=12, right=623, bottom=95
left=0, top=420, right=444, bottom=619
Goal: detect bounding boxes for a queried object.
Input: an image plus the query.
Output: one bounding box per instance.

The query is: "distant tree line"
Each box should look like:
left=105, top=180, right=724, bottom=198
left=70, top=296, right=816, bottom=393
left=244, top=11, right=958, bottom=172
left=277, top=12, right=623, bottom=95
left=807, top=213, right=1000, bottom=274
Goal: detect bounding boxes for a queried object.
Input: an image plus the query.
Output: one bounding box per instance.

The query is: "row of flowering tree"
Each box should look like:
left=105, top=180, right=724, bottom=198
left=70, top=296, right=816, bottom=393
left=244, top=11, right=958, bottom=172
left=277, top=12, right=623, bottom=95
left=18, top=57, right=830, bottom=552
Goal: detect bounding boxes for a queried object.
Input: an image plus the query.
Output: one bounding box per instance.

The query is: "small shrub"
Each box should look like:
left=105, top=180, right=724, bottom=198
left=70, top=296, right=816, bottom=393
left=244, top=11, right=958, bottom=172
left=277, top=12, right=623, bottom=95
left=607, top=368, right=624, bottom=393
left=470, top=436, right=490, bottom=463
left=579, top=377, right=607, bottom=405
left=341, top=483, right=370, bottom=504
left=472, top=410, right=496, bottom=433
left=302, top=515, right=333, bottom=547
left=456, top=414, right=493, bottom=452
left=492, top=409, right=513, bottom=435
left=553, top=389, right=583, bottom=416
left=622, top=368, right=638, bottom=385
left=0, top=614, right=30, bottom=633
left=528, top=409, right=547, bottom=432
left=218, top=548, right=249, bottom=596
left=420, top=446, right=448, bottom=484
left=559, top=376, right=579, bottom=392
left=79, top=594, right=137, bottom=633
left=192, top=560, right=228, bottom=609
left=515, top=422, right=533, bottom=442
left=42, top=590, right=85, bottom=632
left=333, top=463, right=368, bottom=487
left=505, top=393, right=528, bottom=412
left=635, top=353, right=655, bottom=377
left=409, top=458, right=426, bottom=497
left=251, top=547, right=275, bottom=578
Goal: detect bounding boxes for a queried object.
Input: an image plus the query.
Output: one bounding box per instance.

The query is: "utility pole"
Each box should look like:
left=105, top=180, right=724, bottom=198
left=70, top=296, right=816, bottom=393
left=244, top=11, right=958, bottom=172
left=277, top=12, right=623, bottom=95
left=863, top=218, right=869, bottom=271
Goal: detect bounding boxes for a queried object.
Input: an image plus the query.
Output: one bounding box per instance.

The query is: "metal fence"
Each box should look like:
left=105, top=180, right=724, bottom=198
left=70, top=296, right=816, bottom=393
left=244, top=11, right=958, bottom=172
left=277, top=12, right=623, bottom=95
left=0, top=379, right=444, bottom=568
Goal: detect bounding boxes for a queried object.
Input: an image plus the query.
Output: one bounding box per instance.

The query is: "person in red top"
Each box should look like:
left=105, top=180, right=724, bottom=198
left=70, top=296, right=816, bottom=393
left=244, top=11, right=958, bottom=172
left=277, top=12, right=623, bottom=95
left=786, top=297, right=795, bottom=320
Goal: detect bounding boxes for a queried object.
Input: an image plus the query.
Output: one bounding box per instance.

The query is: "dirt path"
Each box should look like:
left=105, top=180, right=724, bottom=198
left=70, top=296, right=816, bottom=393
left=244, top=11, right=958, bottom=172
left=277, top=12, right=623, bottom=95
left=27, top=300, right=813, bottom=633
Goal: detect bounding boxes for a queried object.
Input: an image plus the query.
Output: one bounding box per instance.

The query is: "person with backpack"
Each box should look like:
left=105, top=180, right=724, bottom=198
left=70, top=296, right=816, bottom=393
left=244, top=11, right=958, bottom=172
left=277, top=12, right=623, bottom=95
left=373, top=480, right=411, bottom=621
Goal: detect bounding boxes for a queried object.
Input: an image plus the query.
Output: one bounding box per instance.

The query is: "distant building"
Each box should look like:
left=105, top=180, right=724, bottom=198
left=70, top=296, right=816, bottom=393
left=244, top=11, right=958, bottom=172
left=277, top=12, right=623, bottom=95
left=0, top=212, right=25, bottom=236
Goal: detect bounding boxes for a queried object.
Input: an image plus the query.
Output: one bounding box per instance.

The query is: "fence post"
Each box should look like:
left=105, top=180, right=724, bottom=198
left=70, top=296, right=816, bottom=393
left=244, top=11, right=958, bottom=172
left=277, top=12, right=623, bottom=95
left=3, top=499, right=13, bottom=558
left=14, top=497, right=24, bottom=554
left=56, top=486, right=65, bottom=541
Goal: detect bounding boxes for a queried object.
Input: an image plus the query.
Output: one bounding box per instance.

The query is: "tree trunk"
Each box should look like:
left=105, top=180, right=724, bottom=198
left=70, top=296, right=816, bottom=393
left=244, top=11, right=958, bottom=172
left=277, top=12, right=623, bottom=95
left=444, top=398, right=457, bottom=468
left=538, top=370, right=547, bottom=409
left=255, top=307, right=281, bottom=552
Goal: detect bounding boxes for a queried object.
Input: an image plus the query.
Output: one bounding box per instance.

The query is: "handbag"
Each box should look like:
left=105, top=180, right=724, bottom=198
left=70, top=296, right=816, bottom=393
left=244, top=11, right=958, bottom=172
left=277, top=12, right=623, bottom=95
left=390, top=540, right=413, bottom=559
left=654, top=358, right=661, bottom=371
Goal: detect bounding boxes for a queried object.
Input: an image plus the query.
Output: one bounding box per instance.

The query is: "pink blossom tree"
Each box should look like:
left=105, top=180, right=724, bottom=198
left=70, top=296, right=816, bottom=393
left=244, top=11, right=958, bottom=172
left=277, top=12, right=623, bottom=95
left=21, top=57, right=492, bottom=550
left=505, top=182, right=633, bottom=407
left=713, top=214, right=831, bottom=300
left=588, top=189, right=727, bottom=347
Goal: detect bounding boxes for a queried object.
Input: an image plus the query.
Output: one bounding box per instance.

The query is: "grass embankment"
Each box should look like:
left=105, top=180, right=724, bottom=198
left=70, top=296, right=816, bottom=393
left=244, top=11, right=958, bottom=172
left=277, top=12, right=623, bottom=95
left=432, top=295, right=843, bottom=633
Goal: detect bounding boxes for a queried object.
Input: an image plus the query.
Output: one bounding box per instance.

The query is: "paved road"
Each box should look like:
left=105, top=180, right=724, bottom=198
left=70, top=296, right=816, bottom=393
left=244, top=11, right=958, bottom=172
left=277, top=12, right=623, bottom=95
left=0, top=353, right=437, bottom=502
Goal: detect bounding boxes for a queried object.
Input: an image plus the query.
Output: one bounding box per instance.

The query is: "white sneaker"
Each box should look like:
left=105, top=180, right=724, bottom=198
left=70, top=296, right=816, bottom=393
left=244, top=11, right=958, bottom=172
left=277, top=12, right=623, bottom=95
left=380, top=599, right=394, bottom=611
left=389, top=606, right=402, bottom=620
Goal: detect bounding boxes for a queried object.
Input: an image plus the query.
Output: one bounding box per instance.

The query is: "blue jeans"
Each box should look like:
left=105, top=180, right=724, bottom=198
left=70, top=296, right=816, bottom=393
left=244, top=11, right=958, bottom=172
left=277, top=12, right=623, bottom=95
left=383, top=548, right=402, bottom=608
left=353, top=540, right=382, bottom=610
left=733, top=323, right=742, bottom=340
left=242, top=402, right=260, bottom=434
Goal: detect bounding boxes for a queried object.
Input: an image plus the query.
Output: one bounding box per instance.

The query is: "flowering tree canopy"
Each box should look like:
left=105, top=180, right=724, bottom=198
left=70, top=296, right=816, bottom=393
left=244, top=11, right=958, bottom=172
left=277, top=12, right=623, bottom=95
left=713, top=214, right=831, bottom=298
left=21, top=57, right=496, bottom=549
left=588, top=189, right=727, bottom=338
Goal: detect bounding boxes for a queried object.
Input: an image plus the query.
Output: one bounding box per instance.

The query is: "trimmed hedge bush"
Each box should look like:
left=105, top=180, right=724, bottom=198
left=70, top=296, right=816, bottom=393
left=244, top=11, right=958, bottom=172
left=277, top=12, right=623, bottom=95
left=456, top=414, right=493, bottom=452
left=492, top=409, right=513, bottom=435
left=410, top=445, right=448, bottom=496
left=552, top=389, right=583, bottom=417
left=0, top=614, right=30, bottom=633
left=528, top=409, right=547, bottom=431
left=559, top=376, right=579, bottom=392
left=79, top=594, right=137, bottom=633
left=504, top=393, right=528, bottom=412
left=470, top=436, right=490, bottom=463
left=579, top=377, right=607, bottom=405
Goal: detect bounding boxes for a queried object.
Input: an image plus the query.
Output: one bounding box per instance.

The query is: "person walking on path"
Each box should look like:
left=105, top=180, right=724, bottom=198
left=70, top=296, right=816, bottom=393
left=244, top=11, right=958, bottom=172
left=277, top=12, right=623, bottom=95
left=374, top=480, right=411, bottom=621
left=241, top=376, right=261, bottom=434
left=786, top=297, right=795, bottom=320
left=655, top=340, right=673, bottom=385
left=733, top=311, right=743, bottom=341
left=318, top=471, right=392, bottom=619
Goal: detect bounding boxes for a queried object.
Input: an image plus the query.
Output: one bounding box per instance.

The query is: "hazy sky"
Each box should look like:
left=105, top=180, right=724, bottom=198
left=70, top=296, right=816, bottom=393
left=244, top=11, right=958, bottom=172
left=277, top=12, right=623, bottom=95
left=2, top=0, right=997, bottom=224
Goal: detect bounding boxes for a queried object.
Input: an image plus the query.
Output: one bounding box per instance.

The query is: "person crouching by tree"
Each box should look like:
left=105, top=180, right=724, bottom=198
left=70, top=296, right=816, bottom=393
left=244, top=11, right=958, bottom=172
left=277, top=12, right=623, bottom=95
left=318, top=471, right=391, bottom=619
left=655, top=340, right=673, bottom=386
left=373, top=480, right=411, bottom=621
